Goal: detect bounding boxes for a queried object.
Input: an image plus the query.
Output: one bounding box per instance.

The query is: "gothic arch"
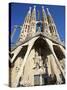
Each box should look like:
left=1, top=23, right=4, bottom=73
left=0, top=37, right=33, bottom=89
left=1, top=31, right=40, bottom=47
left=32, top=37, right=52, bottom=56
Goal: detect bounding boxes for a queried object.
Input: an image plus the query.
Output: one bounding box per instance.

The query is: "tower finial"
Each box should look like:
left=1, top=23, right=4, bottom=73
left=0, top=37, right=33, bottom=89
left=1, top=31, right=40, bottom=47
left=42, top=5, right=47, bottom=18
left=34, top=5, right=36, bottom=8
left=29, top=6, right=32, bottom=10
left=46, top=8, right=51, bottom=16
left=28, top=6, right=32, bottom=13
left=42, top=6, right=44, bottom=9
left=33, top=5, right=36, bottom=11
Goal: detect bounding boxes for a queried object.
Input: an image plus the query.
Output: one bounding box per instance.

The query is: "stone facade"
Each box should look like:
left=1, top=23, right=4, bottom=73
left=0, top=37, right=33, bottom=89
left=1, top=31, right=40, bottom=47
left=9, top=6, right=65, bottom=87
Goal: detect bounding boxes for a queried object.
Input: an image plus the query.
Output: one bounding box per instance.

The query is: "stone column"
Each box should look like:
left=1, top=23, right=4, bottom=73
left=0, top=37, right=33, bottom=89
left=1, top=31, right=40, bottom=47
left=12, top=37, right=39, bottom=87
left=45, top=38, right=65, bottom=77
left=47, top=55, right=52, bottom=76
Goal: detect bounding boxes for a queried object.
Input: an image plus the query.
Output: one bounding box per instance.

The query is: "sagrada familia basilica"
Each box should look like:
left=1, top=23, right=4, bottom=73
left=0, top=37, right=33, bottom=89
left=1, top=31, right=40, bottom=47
left=9, top=5, right=65, bottom=87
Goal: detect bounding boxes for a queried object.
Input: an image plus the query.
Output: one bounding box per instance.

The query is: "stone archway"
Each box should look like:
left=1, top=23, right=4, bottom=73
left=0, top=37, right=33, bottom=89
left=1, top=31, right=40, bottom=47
left=32, top=37, right=56, bottom=85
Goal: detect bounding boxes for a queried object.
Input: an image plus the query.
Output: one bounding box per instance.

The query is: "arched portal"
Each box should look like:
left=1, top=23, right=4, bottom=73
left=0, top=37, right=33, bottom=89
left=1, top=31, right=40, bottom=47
left=32, top=38, right=57, bottom=85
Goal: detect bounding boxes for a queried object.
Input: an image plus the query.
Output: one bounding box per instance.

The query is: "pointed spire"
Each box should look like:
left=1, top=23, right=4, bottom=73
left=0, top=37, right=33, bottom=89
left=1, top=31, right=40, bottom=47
left=46, top=8, right=61, bottom=42
left=42, top=6, right=45, bottom=13
left=28, top=6, right=32, bottom=14
left=31, top=5, right=36, bottom=20
left=29, top=5, right=36, bottom=34
left=46, top=8, right=54, bottom=23
left=42, top=6, right=50, bottom=33
left=33, top=5, right=36, bottom=10
left=42, top=6, right=44, bottom=9
left=42, top=6, right=47, bottom=19
left=46, top=8, right=51, bottom=17
left=19, top=6, right=32, bottom=42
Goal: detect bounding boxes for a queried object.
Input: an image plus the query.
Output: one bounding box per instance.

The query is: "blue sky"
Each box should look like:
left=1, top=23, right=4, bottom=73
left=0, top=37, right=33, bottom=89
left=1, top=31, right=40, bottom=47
left=10, top=3, right=65, bottom=44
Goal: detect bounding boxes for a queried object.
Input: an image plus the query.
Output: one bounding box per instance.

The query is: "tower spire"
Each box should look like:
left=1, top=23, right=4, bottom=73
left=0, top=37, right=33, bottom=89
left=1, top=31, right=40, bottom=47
left=19, top=7, right=32, bottom=42
left=46, top=8, right=54, bottom=23
left=31, top=5, right=36, bottom=21
left=42, top=6, right=47, bottom=19
left=46, top=8, right=61, bottom=42
left=28, top=5, right=36, bottom=36
left=42, top=6, right=50, bottom=34
left=28, top=6, right=32, bottom=14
